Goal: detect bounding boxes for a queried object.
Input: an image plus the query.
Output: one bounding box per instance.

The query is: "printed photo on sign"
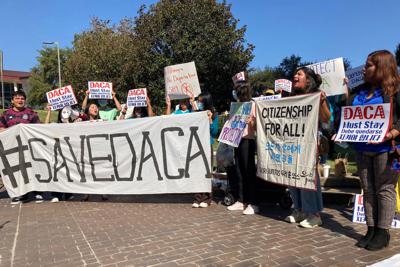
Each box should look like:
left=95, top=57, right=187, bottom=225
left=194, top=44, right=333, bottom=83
left=88, top=81, right=113, bottom=99
left=218, top=102, right=252, bottom=147
left=164, top=61, right=201, bottom=100
left=307, top=57, right=346, bottom=96
left=256, top=93, right=320, bottom=190
left=335, top=103, right=391, bottom=143
left=274, top=79, right=292, bottom=93
left=232, top=71, right=245, bottom=83
left=46, top=85, right=78, bottom=111
left=127, top=88, right=147, bottom=108
left=353, top=194, right=400, bottom=228
left=345, top=65, right=364, bottom=90
left=0, top=112, right=211, bottom=198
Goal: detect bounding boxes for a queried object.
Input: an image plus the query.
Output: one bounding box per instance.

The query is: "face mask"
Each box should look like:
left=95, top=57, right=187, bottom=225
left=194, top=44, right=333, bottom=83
left=61, top=106, right=72, bottom=120
left=232, top=90, right=238, bottom=101
left=197, top=102, right=204, bottom=110
left=98, top=99, right=108, bottom=107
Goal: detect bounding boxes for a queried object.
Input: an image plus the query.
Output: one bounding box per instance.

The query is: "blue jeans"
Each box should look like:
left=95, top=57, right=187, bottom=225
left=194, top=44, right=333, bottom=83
left=289, top=172, right=323, bottom=214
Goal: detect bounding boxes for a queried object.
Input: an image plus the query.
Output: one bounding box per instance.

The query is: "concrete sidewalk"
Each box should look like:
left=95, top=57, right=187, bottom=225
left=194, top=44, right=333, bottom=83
left=0, top=193, right=399, bottom=267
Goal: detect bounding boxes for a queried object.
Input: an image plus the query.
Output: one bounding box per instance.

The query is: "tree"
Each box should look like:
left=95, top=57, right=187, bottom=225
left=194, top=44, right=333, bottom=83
left=133, top=0, right=254, bottom=111
left=64, top=18, right=139, bottom=103
left=248, top=67, right=280, bottom=95
left=27, top=47, right=72, bottom=106
left=395, top=44, right=400, bottom=67
left=275, top=55, right=313, bottom=80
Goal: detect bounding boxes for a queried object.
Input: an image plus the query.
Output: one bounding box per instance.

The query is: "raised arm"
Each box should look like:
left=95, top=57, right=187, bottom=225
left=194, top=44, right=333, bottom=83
left=81, top=90, right=89, bottom=111
left=112, top=91, right=122, bottom=111
left=44, top=104, right=52, bottom=124
left=165, top=95, right=172, bottom=115
left=146, top=96, right=154, bottom=116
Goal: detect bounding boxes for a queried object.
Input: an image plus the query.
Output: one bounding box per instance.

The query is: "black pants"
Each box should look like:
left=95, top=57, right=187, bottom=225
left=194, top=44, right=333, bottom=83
left=229, top=138, right=257, bottom=205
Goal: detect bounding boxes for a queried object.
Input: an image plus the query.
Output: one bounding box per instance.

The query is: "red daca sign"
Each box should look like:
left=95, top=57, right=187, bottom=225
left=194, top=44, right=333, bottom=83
left=343, top=105, right=386, bottom=120
left=88, top=81, right=112, bottom=89
left=128, top=89, right=146, bottom=96
left=47, top=86, right=72, bottom=98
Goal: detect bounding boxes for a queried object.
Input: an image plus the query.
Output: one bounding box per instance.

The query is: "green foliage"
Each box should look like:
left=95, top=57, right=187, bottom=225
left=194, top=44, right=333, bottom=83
left=27, top=47, right=72, bottom=106
left=64, top=18, right=138, bottom=103
left=133, top=0, right=254, bottom=111
left=248, top=67, right=280, bottom=95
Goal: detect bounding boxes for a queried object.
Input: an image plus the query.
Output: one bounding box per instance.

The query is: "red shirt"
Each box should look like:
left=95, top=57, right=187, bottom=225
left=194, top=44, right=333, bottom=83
left=0, top=107, right=40, bottom=128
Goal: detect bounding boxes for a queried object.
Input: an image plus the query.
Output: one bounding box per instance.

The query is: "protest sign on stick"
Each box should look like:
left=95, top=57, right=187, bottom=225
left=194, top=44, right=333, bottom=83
left=334, top=103, right=391, bottom=143
left=127, top=88, right=147, bottom=108
left=46, top=85, right=77, bottom=110
left=165, top=61, right=201, bottom=100
left=88, top=81, right=113, bottom=99
left=0, top=112, right=211, bottom=197
left=218, top=102, right=252, bottom=147
left=274, top=79, right=292, bottom=93
left=307, top=57, right=346, bottom=96
left=345, top=65, right=364, bottom=90
left=256, top=93, right=320, bottom=190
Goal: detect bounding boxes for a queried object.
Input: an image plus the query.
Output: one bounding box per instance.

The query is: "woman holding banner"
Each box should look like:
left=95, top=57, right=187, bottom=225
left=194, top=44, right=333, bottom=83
left=284, top=67, right=331, bottom=228
left=45, top=104, right=86, bottom=202
left=226, top=82, right=259, bottom=215
left=350, top=50, right=400, bottom=251
left=192, top=92, right=218, bottom=208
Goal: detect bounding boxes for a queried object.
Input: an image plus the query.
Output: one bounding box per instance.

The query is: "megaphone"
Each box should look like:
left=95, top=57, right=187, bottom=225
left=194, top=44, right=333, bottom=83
left=61, top=106, right=80, bottom=122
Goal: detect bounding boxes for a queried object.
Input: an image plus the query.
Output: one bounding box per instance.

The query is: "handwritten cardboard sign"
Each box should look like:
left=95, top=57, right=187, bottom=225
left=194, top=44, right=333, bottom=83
left=218, top=102, right=252, bottom=147
left=353, top=194, right=400, bottom=228
left=256, top=93, right=320, bottom=190
left=274, top=79, right=292, bottom=93
left=88, top=81, right=113, bottom=99
left=164, top=61, right=201, bottom=100
left=46, top=85, right=77, bottom=111
left=127, top=88, right=147, bottom=108
left=345, top=65, right=364, bottom=90
left=335, top=103, right=391, bottom=143
left=307, top=57, right=346, bottom=96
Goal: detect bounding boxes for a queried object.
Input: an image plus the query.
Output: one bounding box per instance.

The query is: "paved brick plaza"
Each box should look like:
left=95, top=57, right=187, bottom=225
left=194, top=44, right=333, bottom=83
left=0, top=192, right=399, bottom=267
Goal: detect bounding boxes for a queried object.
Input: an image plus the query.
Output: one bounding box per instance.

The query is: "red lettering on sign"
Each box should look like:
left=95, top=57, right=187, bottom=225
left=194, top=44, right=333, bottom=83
left=48, top=86, right=72, bottom=98
left=89, top=82, right=111, bottom=89
left=343, top=105, right=386, bottom=120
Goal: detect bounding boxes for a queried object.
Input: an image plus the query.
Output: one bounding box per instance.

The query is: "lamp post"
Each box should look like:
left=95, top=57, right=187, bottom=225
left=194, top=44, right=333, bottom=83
left=0, top=49, right=4, bottom=109
left=43, top=41, right=62, bottom=88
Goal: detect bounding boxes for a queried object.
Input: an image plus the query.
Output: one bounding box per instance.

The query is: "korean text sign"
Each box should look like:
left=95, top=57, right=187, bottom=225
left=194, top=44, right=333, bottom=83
left=335, top=103, right=391, bottom=143
left=256, top=93, right=320, bottom=190
left=218, top=102, right=252, bottom=147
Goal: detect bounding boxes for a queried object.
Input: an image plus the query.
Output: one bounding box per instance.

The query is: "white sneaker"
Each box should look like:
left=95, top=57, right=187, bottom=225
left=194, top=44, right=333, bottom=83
left=299, top=214, right=322, bottom=228
left=199, top=202, right=209, bottom=208
left=51, top=197, right=59, bottom=203
left=35, top=195, right=44, bottom=203
left=284, top=210, right=306, bottom=223
left=243, top=204, right=259, bottom=215
left=227, top=201, right=244, bottom=211
left=192, top=202, right=199, bottom=208
left=11, top=197, right=20, bottom=205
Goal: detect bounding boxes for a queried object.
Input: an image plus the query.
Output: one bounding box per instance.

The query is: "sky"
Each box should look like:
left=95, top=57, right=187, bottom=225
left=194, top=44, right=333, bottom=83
left=1, top=0, right=399, bottom=72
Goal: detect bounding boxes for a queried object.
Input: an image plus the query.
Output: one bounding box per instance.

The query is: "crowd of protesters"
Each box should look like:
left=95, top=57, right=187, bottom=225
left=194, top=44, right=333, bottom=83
left=0, top=50, right=399, bottom=251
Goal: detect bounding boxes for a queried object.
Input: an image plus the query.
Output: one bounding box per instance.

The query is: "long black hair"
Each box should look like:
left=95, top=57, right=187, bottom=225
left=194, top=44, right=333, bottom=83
left=291, top=66, right=322, bottom=95
left=198, top=91, right=217, bottom=119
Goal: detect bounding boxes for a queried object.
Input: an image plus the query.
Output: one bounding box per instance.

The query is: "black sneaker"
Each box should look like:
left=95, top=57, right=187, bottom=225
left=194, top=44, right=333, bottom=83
left=11, top=197, right=20, bottom=205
